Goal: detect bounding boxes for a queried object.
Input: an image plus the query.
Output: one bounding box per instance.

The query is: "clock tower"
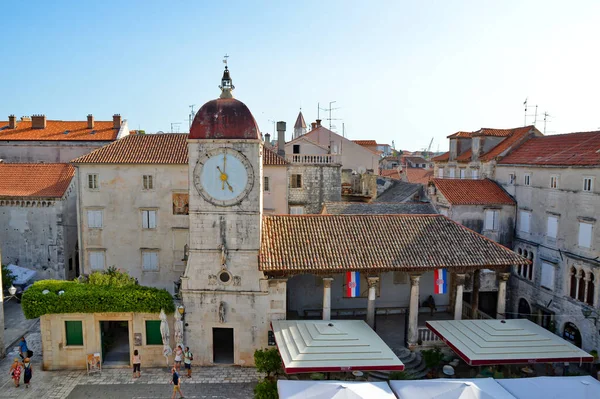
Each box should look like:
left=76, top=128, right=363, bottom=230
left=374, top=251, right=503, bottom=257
left=182, top=65, right=278, bottom=366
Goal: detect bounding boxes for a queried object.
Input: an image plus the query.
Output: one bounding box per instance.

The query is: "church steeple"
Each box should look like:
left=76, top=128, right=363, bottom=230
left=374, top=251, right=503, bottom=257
left=293, top=109, right=307, bottom=139
left=219, top=66, right=235, bottom=99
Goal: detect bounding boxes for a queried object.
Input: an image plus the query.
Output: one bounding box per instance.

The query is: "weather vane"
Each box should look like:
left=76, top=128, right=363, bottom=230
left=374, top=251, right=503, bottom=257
left=223, top=54, right=229, bottom=66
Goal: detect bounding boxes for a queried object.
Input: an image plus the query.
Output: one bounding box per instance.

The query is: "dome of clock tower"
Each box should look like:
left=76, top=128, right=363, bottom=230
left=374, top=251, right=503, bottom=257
left=189, top=66, right=260, bottom=140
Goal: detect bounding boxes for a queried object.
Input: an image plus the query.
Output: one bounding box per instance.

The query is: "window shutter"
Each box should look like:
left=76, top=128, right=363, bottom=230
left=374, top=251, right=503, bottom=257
left=152, top=252, right=158, bottom=270
left=541, top=262, right=555, bottom=290
left=438, top=168, right=444, bottom=178
left=578, top=223, right=592, bottom=248
left=547, top=216, right=558, bottom=238
left=149, top=211, right=156, bottom=228
left=65, top=321, right=84, bottom=346
left=485, top=211, right=495, bottom=230
left=142, top=211, right=148, bottom=229
left=520, top=211, right=530, bottom=233
left=145, top=320, right=162, bottom=345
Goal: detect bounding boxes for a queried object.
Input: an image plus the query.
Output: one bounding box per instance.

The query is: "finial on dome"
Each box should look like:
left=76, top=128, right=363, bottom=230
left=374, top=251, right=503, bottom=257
left=219, top=55, right=235, bottom=99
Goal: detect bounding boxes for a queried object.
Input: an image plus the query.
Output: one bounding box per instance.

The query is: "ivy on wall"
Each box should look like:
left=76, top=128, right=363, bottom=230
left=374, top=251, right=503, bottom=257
left=22, top=277, right=175, bottom=319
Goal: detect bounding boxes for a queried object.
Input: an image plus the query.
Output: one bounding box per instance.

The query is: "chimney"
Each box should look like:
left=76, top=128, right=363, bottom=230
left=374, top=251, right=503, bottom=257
left=87, top=114, right=94, bottom=129
left=311, top=122, right=317, bottom=130
left=31, top=114, right=47, bottom=129
left=20, top=116, right=31, bottom=121
left=264, top=133, right=271, bottom=146
left=8, top=115, right=16, bottom=129
left=316, top=119, right=322, bottom=128
left=276, top=121, right=286, bottom=156
left=113, top=114, right=122, bottom=130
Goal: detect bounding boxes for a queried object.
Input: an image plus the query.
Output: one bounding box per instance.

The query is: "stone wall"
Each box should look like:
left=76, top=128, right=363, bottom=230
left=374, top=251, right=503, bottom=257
left=288, top=164, right=341, bottom=214
left=0, top=141, right=114, bottom=163
left=40, top=312, right=174, bottom=371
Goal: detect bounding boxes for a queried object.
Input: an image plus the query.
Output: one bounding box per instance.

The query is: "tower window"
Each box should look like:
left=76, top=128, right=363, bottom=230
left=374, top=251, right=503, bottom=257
left=291, top=174, right=302, bottom=188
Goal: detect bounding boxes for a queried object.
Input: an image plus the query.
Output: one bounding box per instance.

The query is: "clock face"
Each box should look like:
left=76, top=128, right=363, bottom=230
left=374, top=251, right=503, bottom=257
left=193, top=148, right=254, bottom=206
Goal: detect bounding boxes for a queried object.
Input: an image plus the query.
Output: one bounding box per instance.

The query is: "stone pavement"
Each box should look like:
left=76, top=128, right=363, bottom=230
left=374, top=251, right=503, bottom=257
left=3, top=301, right=38, bottom=352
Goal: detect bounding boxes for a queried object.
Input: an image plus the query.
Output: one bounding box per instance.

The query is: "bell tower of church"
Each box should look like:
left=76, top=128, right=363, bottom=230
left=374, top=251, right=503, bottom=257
left=181, top=64, right=282, bottom=366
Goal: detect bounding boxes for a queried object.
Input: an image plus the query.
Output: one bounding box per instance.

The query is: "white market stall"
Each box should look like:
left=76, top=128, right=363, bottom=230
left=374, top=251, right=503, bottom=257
left=497, top=376, right=600, bottom=399
left=426, top=319, right=593, bottom=366
left=389, top=378, right=515, bottom=399
left=277, top=380, right=397, bottom=399
left=271, top=320, right=404, bottom=373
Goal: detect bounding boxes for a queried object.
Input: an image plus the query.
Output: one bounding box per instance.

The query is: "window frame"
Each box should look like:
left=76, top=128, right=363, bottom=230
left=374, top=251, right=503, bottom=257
left=484, top=209, right=499, bottom=231
left=142, top=174, right=154, bottom=190
left=448, top=168, right=455, bottom=178
left=145, top=320, right=163, bottom=346
left=87, top=173, right=99, bottom=190
left=546, top=215, right=558, bottom=239
left=578, top=222, right=593, bottom=249
left=65, top=320, right=84, bottom=346
left=583, top=177, right=594, bottom=193
left=264, top=176, right=270, bottom=192
left=540, top=261, right=556, bottom=290
left=87, top=209, right=103, bottom=229
left=141, top=250, right=159, bottom=272
left=290, top=206, right=304, bottom=215
left=142, top=209, right=157, bottom=229
left=290, top=174, right=302, bottom=189
left=550, top=175, right=559, bottom=189
left=508, top=173, right=516, bottom=185
left=518, top=210, right=531, bottom=233
left=459, top=169, right=466, bottom=179
left=471, top=169, right=479, bottom=179
left=89, top=250, right=105, bottom=271
left=524, top=173, right=531, bottom=186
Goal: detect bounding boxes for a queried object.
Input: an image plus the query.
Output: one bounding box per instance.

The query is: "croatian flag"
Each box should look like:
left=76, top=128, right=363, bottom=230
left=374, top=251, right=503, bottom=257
left=434, top=269, right=447, bottom=294
left=346, top=271, right=360, bottom=297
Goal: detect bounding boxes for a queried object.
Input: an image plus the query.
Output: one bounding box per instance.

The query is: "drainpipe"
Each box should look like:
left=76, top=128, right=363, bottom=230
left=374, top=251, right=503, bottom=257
left=74, top=166, right=84, bottom=276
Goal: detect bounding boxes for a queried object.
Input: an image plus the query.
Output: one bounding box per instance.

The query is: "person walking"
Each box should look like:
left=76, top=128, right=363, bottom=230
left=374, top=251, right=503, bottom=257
left=23, top=357, right=33, bottom=388
left=174, top=345, right=183, bottom=371
left=183, top=346, right=193, bottom=378
left=170, top=366, right=184, bottom=399
left=9, top=358, right=22, bottom=388
left=18, top=337, right=28, bottom=360
left=132, top=349, right=141, bottom=378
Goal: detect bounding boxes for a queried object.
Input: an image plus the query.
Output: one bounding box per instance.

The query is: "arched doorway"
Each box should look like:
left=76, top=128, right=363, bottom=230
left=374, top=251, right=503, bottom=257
left=563, top=322, right=582, bottom=348
left=518, top=298, right=531, bottom=320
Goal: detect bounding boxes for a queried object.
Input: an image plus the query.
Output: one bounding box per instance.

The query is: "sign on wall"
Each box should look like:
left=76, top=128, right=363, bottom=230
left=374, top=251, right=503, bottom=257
left=173, top=193, right=189, bottom=215
left=86, top=353, right=102, bottom=375
left=134, top=333, right=142, bottom=347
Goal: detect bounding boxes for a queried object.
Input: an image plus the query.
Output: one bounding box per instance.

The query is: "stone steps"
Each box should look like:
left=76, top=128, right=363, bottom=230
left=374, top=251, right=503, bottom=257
left=370, top=348, right=429, bottom=381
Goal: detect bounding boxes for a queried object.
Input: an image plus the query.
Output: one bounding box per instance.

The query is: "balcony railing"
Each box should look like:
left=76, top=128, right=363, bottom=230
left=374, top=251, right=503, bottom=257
left=286, top=154, right=341, bottom=165
left=462, top=302, right=494, bottom=320
left=418, top=327, right=443, bottom=347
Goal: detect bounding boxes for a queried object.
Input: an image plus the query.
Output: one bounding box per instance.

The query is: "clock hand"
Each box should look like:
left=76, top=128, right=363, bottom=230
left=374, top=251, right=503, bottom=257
left=225, top=180, right=233, bottom=192
left=216, top=166, right=227, bottom=190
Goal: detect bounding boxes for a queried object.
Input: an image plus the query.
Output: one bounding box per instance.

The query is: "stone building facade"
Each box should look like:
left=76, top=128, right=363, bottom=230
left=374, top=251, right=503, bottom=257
left=0, top=163, right=78, bottom=280
left=288, top=163, right=341, bottom=214
left=497, top=131, right=600, bottom=353
left=0, top=114, right=128, bottom=163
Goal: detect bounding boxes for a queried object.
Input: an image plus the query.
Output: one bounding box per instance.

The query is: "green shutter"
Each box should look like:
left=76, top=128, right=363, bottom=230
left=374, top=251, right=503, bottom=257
left=65, top=321, right=84, bottom=346
left=145, top=320, right=162, bottom=345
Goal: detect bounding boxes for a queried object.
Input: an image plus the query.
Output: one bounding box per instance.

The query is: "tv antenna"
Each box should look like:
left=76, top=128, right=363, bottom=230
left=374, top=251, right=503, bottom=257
left=319, top=101, right=341, bottom=130
left=267, top=119, right=276, bottom=135
left=223, top=54, right=229, bottom=65
left=543, top=111, right=552, bottom=134
left=188, top=104, right=196, bottom=129
left=523, top=98, right=538, bottom=126
left=170, top=122, right=182, bottom=133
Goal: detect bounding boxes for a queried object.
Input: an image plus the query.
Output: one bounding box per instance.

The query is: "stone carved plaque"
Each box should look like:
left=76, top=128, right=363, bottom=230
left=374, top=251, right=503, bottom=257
left=173, top=193, right=189, bottom=215
left=233, top=276, right=241, bottom=286
left=134, top=333, right=142, bottom=346
left=208, top=275, right=217, bottom=285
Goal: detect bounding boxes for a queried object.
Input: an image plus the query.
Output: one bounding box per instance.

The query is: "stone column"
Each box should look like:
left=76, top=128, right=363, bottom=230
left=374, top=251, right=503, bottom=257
left=407, top=274, right=421, bottom=346
left=471, top=270, right=480, bottom=319
left=454, top=273, right=466, bottom=320
left=496, top=273, right=510, bottom=319
left=322, top=277, right=334, bottom=320
left=366, top=277, right=380, bottom=329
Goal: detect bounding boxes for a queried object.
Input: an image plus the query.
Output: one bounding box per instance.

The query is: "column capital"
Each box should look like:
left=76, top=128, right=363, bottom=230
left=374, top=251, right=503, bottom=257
left=409, top=273, right=421, bottom=285
left=367, top=276, right=380, bottom=288
left=499, top=272, right=510, bottom=282
left=322, top=277, right=334, bottom=288
left=455, top=273, right=466, bottom=285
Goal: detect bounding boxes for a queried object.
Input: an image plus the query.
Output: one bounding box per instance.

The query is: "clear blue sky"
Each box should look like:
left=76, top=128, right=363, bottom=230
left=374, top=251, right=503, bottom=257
left=2, top=0, right=599, bottom=151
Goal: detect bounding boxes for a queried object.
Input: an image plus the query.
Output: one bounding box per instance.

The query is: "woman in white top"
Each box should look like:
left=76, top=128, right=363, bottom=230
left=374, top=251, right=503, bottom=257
left=174, top=345, right=183, bottom=371
left=132, top=349, right=141, bottom=378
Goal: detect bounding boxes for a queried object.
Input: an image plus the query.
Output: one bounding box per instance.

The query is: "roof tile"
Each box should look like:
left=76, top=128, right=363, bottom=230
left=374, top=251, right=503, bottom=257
left=0, top=163, right=74, bottom=198
left=433, top=178, right=515, bottom=205
left=405, top=168, right=433, bottom=185
left=0, top=120, right=118, bottom=141
left=263, top=146, right=287, bottom=165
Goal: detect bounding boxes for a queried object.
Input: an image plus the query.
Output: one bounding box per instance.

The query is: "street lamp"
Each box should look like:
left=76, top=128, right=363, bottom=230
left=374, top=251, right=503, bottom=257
left=8, top=285, right=16, bottom=296
left=581, top=306, right=598, bottom=326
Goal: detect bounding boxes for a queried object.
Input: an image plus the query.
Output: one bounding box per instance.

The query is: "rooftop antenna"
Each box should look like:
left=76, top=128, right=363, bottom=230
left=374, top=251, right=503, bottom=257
left=319, top=101, right=341, bottom=130
left=188, top=104, right=196, bottom=129
left=543, top=111, right=552, bottom=134
left=170, top=122, right=181, bottom=133
left=267, top=119, right=276, bottom=135
left=523, top=98, right=528, bottom=126
left=523, top=98, right=539, bottom=127
left=223, top=53, right=229, bottom=65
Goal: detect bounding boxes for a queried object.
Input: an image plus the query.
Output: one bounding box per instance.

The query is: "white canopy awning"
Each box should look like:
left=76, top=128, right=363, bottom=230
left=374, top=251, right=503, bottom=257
left=390, top=378, right=515, bottom=399
left=497, top=376, right=600, bottom=399
left=271, top=320, right=404, bottom=373
left=277, top=380, right=397, bottom=399
left=426, top=319, right=593, bottom=366
left=6, top=264, right=37, bottom=286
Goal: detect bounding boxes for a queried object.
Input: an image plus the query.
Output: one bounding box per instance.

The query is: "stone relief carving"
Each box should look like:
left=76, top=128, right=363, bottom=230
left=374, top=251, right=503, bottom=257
left=219, top=243, right=228, bottom=267
left=233, top=276, right=241, bottom=286
left=208, top=274, right=217, bottom=285
left=218, top=301, right=226, bottom=324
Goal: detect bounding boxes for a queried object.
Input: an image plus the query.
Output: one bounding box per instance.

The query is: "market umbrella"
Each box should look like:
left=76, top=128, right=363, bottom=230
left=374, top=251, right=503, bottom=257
left=160, top=309, right=172, bottom=369
left=174, top=309, right=184, bottom=349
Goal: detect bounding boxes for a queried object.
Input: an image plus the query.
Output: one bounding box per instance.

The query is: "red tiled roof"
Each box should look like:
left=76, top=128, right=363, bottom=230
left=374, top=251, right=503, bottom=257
left=405, top=168, right=433, bottom=185
left=432, top=152, right=449, bottom=162
left=380, top=169, right=401, bottom=180
left=432, top=178, right=515, bottom=205
left=0, top=163, right=74, bottom=198
left=498, top=131, right=600, bottom=166
left=456, top=149, right=473, bottom=162
left=353, top=140, right=378, bottom=146
left=0, top=120, right=119, bottom=141
left=479, top=126, right=536, bottom=161
left=264, top=146, right=287, bottom=166
left=259, top=214, right=528, bottom=273
left=447, top=131, right=472, bottom=138
left=72, top=134, right=189, bottom=164
left=72, top=133, right=287, bottom=166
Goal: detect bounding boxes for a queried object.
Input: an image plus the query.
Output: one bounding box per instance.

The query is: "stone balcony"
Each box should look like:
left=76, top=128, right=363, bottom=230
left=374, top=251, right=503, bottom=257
left=285, top=154, right=341, bottom=165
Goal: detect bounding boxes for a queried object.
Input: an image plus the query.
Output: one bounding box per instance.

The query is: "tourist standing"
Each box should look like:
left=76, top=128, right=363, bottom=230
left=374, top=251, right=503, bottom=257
left=18, top=337, right=28, bottom=360
left=23, top=357, right=33, bottom=388
left=170, top=366, right=184, bottom=399
left=132, top=349, right=141, bottom=378
left=174, top=345, right=183, bottom=371
left=184, top=346, right=193, bottom=378
left=9, top=358, right=22, bottom=388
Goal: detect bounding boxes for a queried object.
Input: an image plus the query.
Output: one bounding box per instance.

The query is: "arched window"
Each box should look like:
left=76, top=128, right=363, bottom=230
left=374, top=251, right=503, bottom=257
left=570, top=267, right=577, bottom=298
left=586, top=272, right=595, bottom=306
left=577, top=269, right=586, bottom=302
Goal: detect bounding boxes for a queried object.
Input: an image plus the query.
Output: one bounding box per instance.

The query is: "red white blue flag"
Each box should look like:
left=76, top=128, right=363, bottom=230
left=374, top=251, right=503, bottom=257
left=434, top=269, right=447, bottom=294
left=346, top=271, right=360, bottom=297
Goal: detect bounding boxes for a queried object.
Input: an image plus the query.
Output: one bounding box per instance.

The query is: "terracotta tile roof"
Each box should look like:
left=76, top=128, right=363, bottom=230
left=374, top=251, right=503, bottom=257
left=264, top=146, right=287, bottom=166
left=72, top=133, right=189, bottom=164
left=447, top=131, right=472, bottom=138
left=0, top=163, right=74, bottom=198
left=375, top=181, right=422, bottom=202
left=456, top=149, right=473, bottom=162
left=405, top=168, right=433, bottom=185
left=380, top=169, right=401, bottom=180
left=474, top=127, right=526, bottom=137
left=498, top=131, right=600, bottom=166
left=322, top=202, right=437, bottom=215
left=432, top=152, right=449, bottom=162
left=479, top=126, right=537, bottom=161
left=294, top=111, right=307, bottom=129
left=260, top=214, right=528, bottom=273
left=404, top=156, right=428, bottom=164
left=73, top=133, right=287, bottom=166
left=432, top=178, right=515, bottom=205
left=0, top=119, right=118, bottom=141
left=352, top=140, right=378, bottom=146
